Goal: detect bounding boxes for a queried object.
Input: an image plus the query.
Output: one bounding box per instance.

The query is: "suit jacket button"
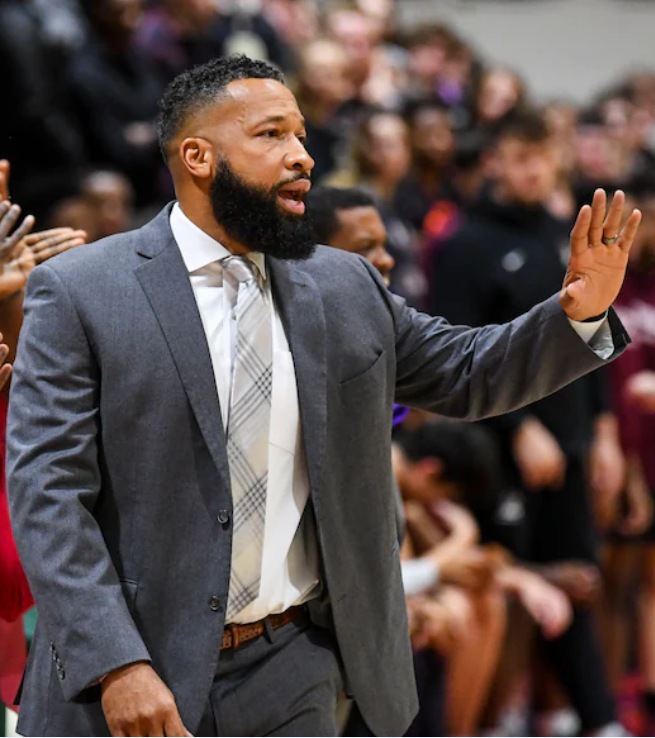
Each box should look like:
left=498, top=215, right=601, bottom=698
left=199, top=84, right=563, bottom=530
left=209, top=596, right=222, bottom=612
left=217, top=510, right=230, bottom=525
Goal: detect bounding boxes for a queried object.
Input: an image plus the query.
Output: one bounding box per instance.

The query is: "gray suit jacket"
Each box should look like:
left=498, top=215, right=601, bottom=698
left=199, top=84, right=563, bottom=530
left=7, top=205, right=629, bottom=737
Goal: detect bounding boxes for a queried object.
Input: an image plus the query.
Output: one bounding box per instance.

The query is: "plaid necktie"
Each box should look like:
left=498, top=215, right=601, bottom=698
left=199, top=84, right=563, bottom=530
left=222, top=256, right=272, bottom=620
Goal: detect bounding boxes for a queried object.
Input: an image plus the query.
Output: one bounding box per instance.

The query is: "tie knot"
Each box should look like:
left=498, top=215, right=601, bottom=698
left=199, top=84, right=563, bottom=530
left=222, top=255, right=258, bottom=284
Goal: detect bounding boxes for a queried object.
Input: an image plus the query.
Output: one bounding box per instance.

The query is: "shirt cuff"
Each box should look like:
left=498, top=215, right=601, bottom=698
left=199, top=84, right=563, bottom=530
left=401, top=558, right=440, bottom=596
left=568, top=314, right=615, bottom=360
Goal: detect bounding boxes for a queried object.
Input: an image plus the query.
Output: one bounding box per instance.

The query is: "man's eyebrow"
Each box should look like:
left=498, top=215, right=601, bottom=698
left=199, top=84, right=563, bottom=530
left=255, top=114, right=306, bottom=127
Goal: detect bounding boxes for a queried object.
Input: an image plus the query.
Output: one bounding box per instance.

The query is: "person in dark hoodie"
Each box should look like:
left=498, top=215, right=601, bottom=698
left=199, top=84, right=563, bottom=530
left=428, top=111, right=628, bottom=737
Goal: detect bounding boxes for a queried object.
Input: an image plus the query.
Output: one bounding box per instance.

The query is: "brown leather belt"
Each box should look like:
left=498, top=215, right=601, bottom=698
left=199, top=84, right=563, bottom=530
left=221, top=605, right=306, bottom=651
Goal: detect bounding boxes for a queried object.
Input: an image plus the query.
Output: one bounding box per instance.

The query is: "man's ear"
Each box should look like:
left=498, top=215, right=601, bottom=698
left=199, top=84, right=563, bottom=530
left=179, top=137, right=215, bottom=180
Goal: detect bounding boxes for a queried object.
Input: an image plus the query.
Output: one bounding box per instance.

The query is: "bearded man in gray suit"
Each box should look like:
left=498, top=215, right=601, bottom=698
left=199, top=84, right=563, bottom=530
left=7, top=56, right=641, bottom=737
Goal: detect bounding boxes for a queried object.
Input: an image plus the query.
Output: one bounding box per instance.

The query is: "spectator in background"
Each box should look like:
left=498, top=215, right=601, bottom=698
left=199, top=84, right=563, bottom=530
left=325, top=4, right=378, bottom=111
left=328, top=110, right=426, bottom=305
left=429, top=111, right=627, bottom=737
left=306, top=185, right=395, bottom=284
left=67, top=0, right=166, bottom=207
left=0, top=0, right=84, bottom=211
left=573, top=107, right=631, bottom=209
left=262, top=0, right=319, bottom=56
left=294, top=39, right=353, bottom=183
left=403, top=24, right=458, bottom=101
left=601, top=175, right=655, bottom=736
left=394, top=98, right=456, bottom=232
left=136, top=0, right=225, bottom=83
left=473, top=67, right=527, bottom=134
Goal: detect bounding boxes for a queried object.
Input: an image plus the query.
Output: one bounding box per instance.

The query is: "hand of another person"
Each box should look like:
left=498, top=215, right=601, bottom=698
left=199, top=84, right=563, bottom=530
left=625, top=370, right=655, bottom=413
left=101, top=662, right=192, bottom=737
left=0, top=201, right=34, bottom=266
left=512, top=418, right=566, bottom=491
left=514, top=570, right=572, bottom=640
left=590, top=414, right=626, bottom=530
left=436, top=548, right=496, bottom=591
left=538, top=561, right=600, bottom=608
left=0, top=246, right=36, bottom=300
left=0, top=160, right=10, bottom=201
left=560, top=189, right=641, bottom=321
left=431, top=499, right=480, bottom=547
left=22, top=227, right=87, bottom=264
left=409, top=596, right=461, bottom=655
left=0, top=333, right=12, bottom=391
left=620, top=461, right=654, bottom=536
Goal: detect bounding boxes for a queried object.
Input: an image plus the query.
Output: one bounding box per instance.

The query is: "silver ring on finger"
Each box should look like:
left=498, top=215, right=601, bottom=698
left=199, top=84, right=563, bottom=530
left=601, top=233, right=619, bottom=245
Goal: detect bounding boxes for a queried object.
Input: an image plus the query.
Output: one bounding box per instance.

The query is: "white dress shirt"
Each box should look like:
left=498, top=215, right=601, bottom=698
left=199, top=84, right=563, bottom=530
left=170, top=203, right=614, bottom=623
left=170, top=203, right=320, bottom=624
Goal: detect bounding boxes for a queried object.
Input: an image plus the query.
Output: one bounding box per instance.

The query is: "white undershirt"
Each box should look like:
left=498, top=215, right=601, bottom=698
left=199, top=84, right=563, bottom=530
left=170, top=203, right=320, bottom=624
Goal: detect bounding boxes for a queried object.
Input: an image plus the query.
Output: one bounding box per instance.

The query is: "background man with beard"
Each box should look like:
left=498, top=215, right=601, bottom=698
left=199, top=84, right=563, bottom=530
left=6, top=56, right=640, bottom=737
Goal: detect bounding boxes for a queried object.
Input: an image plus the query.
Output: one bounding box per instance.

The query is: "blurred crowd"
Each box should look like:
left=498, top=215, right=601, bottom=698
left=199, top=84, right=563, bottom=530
left=2, top=0, right=655, bottom=736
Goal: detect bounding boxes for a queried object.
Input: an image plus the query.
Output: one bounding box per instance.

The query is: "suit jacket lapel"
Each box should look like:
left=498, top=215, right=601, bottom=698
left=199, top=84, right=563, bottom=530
left=134, top=208, right=231, bottom=510
left=268, top=257, right=328, bottom=520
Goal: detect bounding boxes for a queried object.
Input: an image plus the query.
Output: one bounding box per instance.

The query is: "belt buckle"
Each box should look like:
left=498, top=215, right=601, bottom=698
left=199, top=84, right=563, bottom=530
left=227, top=622, right=241, bottom=650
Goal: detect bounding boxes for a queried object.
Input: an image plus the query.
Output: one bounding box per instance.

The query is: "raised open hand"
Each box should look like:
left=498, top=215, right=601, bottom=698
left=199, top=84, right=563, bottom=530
left=560, top=189, right=642, bottom=321
left=0, top=200, right=34, bottom=265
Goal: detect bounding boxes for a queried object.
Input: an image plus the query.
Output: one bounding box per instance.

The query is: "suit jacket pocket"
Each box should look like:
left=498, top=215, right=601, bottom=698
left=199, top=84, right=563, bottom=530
left=338, top=350, right=386, bottom=391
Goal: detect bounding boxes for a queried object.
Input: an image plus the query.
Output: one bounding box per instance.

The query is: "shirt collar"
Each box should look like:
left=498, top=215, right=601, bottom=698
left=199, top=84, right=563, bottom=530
left=170, top=202, right=267, bottom=280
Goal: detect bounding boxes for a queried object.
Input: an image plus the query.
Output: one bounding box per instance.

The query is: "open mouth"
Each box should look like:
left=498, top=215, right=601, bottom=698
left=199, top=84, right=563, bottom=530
left=277, top=180, right=311, bottom=215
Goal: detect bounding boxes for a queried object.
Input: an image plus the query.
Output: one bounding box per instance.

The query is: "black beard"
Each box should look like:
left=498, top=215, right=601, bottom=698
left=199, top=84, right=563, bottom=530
left=209, top=159, right=317, bottom=261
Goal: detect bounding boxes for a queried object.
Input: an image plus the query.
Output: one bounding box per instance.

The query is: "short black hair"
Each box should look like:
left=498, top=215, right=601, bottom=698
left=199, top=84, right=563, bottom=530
left=157, top=55, right=285, bottom=160
left=395, top=420, right=500, bottom=507
left=306, top=186, right=377, bottom=245
left=492, top=109, right=552, bottom=147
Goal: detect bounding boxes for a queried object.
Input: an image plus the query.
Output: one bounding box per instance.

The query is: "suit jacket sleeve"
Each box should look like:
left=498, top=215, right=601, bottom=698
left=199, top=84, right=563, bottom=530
left=6, top=264, right=151, bottom=701
left=359, top=262, right=631, bottom=419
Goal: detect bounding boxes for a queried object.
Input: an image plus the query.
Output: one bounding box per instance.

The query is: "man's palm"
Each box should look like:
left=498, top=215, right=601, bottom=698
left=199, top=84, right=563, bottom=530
left=560, top=189, right=641, bottom=321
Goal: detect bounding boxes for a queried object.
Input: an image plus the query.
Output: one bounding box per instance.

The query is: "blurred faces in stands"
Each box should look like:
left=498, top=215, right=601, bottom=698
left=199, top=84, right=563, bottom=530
left=326, top=6, right=378, bottom=92
left=84, top=171, right=134, bottom=239
left=158, top=0, right=217, bottom=33
left=575, top=109, right=630, bottom=184
left=83, top=0, right=143, bottom=49
left=354, top=112, right=411, bottom=195
left=626, top=181, right=655, bottom=273
left=409, top=102, right=455, bottom=171
left=405, top=25, right=456, bottom=96
left=476, top=68, right=526, bottom=128
left=490, top=113, right=559, bottom=206
left=307, top=186, right=395, bottom=284
left=296, top=39, right=353, bottom=115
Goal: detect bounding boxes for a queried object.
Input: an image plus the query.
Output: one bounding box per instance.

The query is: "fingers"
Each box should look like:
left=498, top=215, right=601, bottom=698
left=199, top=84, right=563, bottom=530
left=7, top=213, right=35, bottom=250
left=163, top=710, right=193, bottom=737
left=618, top=208, right=643, bottom=253
left=0, top=201, right=21, bottom=239
left=0, top=362, right=12, bottom=392
left=25, top=228, right=87, bottom=251
left=589, top=188, right=607, bottom=246
left=570, top=204, right=592, bottom=255
left=0, top=160, right=10, bottom=201
left=33, top=236, right=86, bottom=264
left=602, top=190, right=625, bottom=243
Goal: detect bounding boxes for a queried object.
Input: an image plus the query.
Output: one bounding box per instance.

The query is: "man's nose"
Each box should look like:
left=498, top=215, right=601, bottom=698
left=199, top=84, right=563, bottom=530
left=285, top=138, right=315, bottom=176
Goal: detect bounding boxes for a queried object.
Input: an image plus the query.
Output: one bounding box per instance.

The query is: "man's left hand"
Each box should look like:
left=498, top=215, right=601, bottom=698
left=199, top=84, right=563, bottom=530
left=560, top=189, right=641, bottom=321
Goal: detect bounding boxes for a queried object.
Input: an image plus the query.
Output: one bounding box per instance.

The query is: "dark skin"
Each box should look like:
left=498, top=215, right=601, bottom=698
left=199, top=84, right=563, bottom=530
left=102, top=78, right=314, bottom=738
left=328, top=205, right=395, bottom=285
left=102, top=79, right=641, bottom=737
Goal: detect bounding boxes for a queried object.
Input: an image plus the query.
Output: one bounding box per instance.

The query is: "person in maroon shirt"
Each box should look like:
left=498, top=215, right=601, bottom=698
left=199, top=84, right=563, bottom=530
left=601, top=175, right=655, bottom=733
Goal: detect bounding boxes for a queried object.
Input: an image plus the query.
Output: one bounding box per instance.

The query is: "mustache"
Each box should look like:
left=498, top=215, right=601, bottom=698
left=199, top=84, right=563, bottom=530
left=273, top=174, right=311, bottom=193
